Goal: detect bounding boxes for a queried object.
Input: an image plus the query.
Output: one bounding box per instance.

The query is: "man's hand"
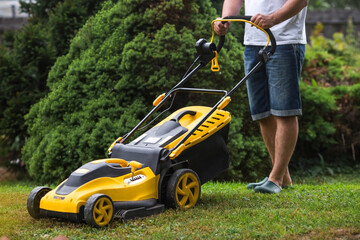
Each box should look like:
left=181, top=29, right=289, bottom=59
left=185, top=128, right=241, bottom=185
left=251, top=14, right=277, bottom=29
left=214, top=18, right=231, bottom=36
left=251, top=0, right=308, bottom=29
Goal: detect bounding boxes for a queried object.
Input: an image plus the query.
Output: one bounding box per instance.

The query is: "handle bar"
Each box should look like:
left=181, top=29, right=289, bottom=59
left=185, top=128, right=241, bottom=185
left=215, top=16, right=277, bottom=55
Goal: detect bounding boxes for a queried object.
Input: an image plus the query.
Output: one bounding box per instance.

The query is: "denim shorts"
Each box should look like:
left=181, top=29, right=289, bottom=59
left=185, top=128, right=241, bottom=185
left=245, top=44, right=305, bottom=121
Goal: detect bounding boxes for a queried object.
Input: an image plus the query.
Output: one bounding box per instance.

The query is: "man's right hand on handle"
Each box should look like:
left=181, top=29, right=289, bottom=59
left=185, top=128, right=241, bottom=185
left=214, top=18, right=231, bottom=36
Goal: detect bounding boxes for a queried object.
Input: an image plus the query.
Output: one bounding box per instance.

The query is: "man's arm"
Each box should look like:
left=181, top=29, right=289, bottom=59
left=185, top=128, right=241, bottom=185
left=214, top=0, right=244, bottom=36
left=221, top=0, right=244, bottom=18
left=251, top=0, right=309, bottom=29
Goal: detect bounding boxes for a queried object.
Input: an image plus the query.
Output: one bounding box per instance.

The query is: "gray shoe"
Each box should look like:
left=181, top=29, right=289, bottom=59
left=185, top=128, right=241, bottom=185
left=246, top=177, right=268, bottom=190
left=254, top=180, right=282, bottom=194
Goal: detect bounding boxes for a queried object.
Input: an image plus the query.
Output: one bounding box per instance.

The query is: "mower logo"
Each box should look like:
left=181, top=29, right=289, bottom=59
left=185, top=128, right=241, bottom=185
left=124, top=174, right=146, bottom=185
left=53, top=196, right=65, bottom=200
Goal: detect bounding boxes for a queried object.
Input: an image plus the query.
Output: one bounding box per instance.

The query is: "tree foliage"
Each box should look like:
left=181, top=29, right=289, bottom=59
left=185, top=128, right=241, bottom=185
left=308, top=0, right=360, bottom=10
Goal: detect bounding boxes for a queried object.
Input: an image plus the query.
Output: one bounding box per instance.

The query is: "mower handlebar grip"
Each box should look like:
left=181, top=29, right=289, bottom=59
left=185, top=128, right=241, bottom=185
left=216, top=16, right=277, bottom=55
left=217, top=36, right=225, bottom=53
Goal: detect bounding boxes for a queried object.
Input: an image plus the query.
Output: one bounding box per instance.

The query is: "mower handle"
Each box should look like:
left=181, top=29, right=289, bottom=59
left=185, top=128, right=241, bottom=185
left=215, top=16, right=277, bottom=55
left=117, top=17, right=276, bottom=146
left=171, top=110, right=197, bottom=123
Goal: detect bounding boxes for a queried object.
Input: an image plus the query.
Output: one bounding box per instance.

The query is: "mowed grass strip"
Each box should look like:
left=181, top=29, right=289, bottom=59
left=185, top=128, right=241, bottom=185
left=0, top=175, right=359, bottom=239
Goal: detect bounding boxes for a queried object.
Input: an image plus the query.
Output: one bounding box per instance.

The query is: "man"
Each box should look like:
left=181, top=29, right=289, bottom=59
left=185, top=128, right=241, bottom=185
left=214, top=0, right=308, bottom=193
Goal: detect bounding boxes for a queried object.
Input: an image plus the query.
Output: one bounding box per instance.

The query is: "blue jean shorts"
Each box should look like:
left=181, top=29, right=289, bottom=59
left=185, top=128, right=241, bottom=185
left=245, top=44, right=305, bottom=121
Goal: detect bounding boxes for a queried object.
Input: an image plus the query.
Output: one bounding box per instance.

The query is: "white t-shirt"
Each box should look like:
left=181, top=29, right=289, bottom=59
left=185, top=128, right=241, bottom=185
left=244, top=0, right=307, bottom=45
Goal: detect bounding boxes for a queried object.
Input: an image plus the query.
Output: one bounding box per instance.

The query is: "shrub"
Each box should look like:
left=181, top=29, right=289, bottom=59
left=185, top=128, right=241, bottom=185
left=297, top=82, right=337, bottom=157
left=0, top=23, right=55, bottom=156
left=24, top=0, right=271, bottom=183
left=293, top=82, right=360, bottom=174
left=302, top=22, right=360, bottom=87
left=294, top=20, right=360, bottom=173
left=331, top=84, right=360, bottom=162
left=0, top=0, right=105, bottom=163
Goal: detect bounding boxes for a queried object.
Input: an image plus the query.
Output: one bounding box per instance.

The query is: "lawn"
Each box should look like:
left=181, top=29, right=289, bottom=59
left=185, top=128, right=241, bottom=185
left=0, top=174, right=360, bottom=239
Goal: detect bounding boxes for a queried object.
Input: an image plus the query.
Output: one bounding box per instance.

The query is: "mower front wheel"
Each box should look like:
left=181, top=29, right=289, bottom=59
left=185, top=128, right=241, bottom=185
left=84, top=194, right=114, bottom=228
left=166, top=169, right=201, bottom=210
left=27, top=186, right=51, bottom=219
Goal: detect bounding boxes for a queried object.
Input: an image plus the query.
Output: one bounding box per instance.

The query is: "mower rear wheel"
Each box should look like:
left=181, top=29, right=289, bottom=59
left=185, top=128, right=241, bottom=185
left=84, top=194, right=114, bottom=228
left=27, top=186, right=51, bottom=219
left=166, top=169, right=201, bottom=209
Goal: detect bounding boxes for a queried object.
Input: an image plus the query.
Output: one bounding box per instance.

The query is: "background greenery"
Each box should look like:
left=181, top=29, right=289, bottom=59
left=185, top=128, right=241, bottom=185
left=0, top=0, right=359, bottom=183
left=0, top=0, right=105, bottom=163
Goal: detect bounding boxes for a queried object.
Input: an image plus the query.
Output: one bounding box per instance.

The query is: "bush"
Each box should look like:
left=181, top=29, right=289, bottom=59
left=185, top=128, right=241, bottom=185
left=298, top=82, right=337, bottom=155
left=0, top=0, right=105, bottom=164
left=17, top=2, right=360, bottom=182
left=0, top=23, right=55, bottom=156
left=302, top=22, right=360, bottom=87
left=293, top=82, right=360, bottom=174
left=24, top=0, right=271, bottom=183
left=294, top=21, right=360, bottom=173
left=331, top=84, right=360, bottom=162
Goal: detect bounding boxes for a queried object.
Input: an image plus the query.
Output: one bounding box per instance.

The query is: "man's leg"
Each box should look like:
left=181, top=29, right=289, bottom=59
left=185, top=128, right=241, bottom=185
left=259, top=115, right=298, bottom=187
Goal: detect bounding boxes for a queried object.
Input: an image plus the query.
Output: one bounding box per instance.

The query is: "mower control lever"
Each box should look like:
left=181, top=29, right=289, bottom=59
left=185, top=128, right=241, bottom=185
left=129, top=161, right=142, bottom=180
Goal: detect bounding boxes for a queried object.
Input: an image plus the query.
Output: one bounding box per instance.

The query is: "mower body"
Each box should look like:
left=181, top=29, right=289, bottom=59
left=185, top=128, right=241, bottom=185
left=29, top=106, right=231, bottom=226
left=37, top=159, right=160, bottom=222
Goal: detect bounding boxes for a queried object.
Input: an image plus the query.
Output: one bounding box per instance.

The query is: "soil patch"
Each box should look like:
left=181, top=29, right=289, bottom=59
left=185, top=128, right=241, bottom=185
left=288, top=228, right=360, bottom=240
left=0, top=167, right=17, bottom=181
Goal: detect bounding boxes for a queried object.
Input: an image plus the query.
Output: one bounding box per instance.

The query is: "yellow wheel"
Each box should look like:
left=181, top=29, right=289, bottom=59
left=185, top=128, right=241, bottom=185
left=84, top=194, right=114, bottom=227
left=166, top=169, right=201, bottom=209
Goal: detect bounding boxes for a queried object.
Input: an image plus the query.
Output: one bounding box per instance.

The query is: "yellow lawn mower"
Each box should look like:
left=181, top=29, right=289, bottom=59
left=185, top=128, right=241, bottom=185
left=27, top=16, right=276, bottom=228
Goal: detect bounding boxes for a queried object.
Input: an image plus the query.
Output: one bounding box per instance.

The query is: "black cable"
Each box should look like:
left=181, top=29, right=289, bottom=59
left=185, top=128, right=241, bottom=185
left=182, top=56, right=200, bottom=80
left=138, top=93, right=177, bottom=131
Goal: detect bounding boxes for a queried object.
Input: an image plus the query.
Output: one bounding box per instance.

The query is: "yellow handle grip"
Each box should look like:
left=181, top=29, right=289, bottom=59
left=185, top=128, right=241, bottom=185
left=108, top=137, right=123, bottom=153
left=105, top=159, right=129, bottom=167
left=153, top=93, right=165, bottom=106
left=169, top=144, right=185, bottom=159
left=217, top=96, right=231, bottom=110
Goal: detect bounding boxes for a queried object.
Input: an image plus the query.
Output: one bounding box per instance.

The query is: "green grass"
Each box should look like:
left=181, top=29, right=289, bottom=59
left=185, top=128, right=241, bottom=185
left=1, top=174, right=360, bottom=239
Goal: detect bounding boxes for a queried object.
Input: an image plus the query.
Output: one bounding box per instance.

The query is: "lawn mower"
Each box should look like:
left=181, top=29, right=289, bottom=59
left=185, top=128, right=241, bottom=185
left=27, top=16, right=276, bottom=227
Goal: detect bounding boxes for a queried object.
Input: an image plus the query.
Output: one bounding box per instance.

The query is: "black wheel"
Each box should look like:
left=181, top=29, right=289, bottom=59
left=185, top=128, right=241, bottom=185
left=84, top=194, right=114, bottom=228
left=166, top=169, right=201, bottom=210
left=27, top=186, right=51, bottom=219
